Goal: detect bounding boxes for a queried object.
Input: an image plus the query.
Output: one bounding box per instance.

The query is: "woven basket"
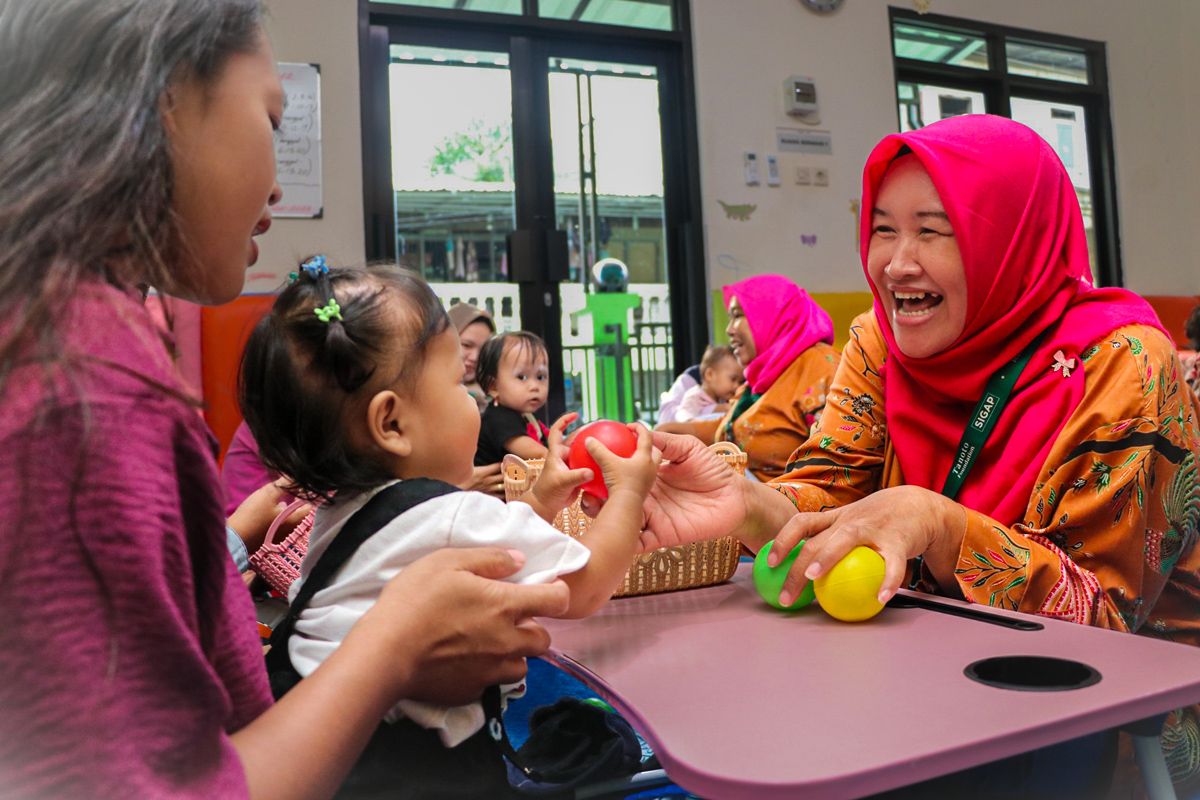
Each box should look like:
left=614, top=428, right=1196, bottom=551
left=503, top=441, right=747, bottom=598
left=249, top=498, right=315, bottom=596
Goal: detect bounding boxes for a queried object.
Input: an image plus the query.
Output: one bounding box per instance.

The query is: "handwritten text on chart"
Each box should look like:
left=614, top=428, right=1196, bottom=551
left=272, top=63, right=323, bottom=218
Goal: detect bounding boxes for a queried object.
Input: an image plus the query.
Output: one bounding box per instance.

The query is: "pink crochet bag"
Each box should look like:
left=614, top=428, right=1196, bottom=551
left=249, top=498, right=315, bottom=596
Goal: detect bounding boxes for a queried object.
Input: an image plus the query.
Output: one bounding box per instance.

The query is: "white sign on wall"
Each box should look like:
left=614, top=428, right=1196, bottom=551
left=776, top=127, right=833, bottom=155
left=271, top=62, right=323, bottom=218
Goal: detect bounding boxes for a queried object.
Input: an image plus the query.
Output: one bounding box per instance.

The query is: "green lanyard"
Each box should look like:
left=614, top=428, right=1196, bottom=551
left=906, top=333, right=1044, bottom=591
left=939, top=332, right=1046, bottom=501
left=724, top=388, right=762, bottom=441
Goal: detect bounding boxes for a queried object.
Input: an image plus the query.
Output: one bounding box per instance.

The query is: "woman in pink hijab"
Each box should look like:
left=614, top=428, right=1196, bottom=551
left=633, top=115, right=1200, bottom=791
left=714, top=275, right=837, bottom=480
left=656, top=275, right=837, bottom=481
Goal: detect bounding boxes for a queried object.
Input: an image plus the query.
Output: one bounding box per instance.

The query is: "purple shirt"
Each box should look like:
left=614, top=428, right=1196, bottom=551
left=221, top=420, right=278, bottom=516
left=0, top=282, right=272, bottom=797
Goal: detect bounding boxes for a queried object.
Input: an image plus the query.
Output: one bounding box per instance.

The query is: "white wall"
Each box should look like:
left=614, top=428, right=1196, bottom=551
left=255, top=0, right=364, bottom=293
left=258, top=0, right=1200, bottom=298
left=691, top=0, right=1200, bottom=296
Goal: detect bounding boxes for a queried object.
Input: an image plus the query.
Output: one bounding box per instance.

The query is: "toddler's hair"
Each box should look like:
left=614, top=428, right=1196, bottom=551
left=239, top=260, right=448, bottom=499
left=476, top=331, right=548, bottom=397
left=700, top=344, right=736, bottom=374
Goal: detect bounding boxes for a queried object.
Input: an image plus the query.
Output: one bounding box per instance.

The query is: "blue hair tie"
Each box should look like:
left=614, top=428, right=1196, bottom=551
left=300, top=255, right=329, bottom=278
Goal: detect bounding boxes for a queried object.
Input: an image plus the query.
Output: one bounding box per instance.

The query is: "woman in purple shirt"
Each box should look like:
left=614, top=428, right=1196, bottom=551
left=0, top=2, right=568, bottom=797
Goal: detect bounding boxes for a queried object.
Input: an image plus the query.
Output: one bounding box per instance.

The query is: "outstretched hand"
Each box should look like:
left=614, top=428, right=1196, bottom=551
left=581, top=421, right=660, bottom=503
left=765, top=485, right=967, bottom=607
left=633, top=431, right=749, bottom=552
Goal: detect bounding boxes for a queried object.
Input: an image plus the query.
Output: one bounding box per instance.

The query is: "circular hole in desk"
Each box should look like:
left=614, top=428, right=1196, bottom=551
left=964, top=656, right=1101, bottom=692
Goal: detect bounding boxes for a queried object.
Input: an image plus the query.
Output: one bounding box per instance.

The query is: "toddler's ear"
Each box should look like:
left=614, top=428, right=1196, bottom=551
left=366, top=390, right=413, bottom=458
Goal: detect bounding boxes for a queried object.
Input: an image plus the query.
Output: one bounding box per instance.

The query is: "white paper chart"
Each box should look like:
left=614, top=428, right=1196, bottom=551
left=272, top=62, right=322, bottom=218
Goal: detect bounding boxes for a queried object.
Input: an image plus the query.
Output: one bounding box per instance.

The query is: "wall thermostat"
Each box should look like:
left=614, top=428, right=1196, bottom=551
left=784, top=75, right=819, bottom=124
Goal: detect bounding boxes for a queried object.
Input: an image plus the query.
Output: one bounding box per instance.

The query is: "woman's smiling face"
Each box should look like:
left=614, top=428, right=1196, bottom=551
left=866, top=156, right=968, bottom=359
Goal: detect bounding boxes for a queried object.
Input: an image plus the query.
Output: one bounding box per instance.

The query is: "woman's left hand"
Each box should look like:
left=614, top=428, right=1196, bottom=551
left=768, top=485, right=967, bottom=607
left=460, top=462, right=506, bottom=497
left=227, top=479, right=307, bottom=555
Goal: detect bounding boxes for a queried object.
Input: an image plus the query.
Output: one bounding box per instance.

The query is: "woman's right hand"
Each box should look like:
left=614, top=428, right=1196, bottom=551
left=358, top=547, right=570, bottom=707
left=634, top=432, right=750, bottom=551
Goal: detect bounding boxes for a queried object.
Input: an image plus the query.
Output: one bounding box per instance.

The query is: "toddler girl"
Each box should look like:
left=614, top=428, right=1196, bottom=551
left=474, top=331, right=554, bottom=465
left=239, top=260, right=658, bottom=796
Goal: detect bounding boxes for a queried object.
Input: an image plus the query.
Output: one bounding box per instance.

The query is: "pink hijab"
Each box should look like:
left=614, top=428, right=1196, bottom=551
left=861, top=115, right=1165, bottom=524
left=722, top=274, right=834, bottom=394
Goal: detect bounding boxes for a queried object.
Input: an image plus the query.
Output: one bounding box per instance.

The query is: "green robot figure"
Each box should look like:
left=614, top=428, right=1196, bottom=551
left=571, top=258, right=641, bottom=421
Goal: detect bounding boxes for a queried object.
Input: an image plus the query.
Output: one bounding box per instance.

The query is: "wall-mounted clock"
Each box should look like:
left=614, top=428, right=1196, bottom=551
left=800, top=0, right=844, bottom=12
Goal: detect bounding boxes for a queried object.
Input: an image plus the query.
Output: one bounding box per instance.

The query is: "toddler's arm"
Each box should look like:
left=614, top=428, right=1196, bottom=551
left=557, top=424, right=660, bottom=617
left=504, top=433, right=548, bottom=460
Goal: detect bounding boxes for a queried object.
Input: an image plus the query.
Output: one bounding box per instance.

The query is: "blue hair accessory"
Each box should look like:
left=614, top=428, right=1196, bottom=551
left=300, top=255, right=329, bottom=277
left=314, top=298, right=343, bottom=323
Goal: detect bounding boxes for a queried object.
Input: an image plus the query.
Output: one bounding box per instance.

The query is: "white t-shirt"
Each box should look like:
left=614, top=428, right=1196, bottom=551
left=656, top=368, right=699, bottom=424
left=288, top=482, right=590, bottom=747
left=674, top=384, right=721, bottom=422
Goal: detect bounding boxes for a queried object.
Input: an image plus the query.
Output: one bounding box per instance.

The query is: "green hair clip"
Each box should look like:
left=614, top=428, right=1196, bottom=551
left=314, top=298, right=343, bottom=323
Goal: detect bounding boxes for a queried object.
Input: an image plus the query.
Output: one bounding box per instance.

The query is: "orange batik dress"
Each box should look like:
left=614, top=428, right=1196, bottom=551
left=714, top=342, right=839, bottom=482
left=773, top=313, right=1200, bottom=787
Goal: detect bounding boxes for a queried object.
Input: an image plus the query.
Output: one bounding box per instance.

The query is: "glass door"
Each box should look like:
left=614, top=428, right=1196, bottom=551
left=363, top=23, right=700, bottom=422
left=386, top=43, right=522, bottom=331
left=549, top=56, right=672, bottom=423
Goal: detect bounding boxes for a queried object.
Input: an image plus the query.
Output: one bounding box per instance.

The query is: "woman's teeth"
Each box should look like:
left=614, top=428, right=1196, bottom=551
left=894, top=290, right=943, bottom=317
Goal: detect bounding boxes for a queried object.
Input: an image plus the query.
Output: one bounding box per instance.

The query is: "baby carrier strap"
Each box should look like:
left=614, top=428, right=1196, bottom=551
left=266, top=478, right=460, bottom=691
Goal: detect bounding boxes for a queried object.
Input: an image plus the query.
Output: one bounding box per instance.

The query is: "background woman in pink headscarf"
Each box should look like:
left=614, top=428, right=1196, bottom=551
left=630, top=115, right=1200, bottom=791
left=656, top=274, right=838, bottom=481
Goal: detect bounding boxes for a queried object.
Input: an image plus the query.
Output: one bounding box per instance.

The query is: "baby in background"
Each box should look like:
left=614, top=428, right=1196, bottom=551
left=239, top=261, right=659, bottom=753
left=674, top=344, right=743, bottom=421
left=474, top=331, right=554, bottom=466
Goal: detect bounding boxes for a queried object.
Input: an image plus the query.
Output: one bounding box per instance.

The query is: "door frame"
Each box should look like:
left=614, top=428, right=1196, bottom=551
left=359, top=0, right=708, bottom=418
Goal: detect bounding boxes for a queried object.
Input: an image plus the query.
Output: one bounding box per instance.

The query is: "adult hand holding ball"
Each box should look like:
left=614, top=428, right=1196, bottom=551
left=813, top=546, right=887, bottom=622
left=566, top=420, right=639, bottom=501
left=753, top=540, right=815, bottom=611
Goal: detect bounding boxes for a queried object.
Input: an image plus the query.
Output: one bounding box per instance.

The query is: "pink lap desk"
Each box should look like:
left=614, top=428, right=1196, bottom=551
left=542, top=563, right=1200, bottom=799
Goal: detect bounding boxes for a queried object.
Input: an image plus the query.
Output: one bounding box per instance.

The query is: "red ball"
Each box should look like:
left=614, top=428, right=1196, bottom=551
left=566, top=420, right=638, bottom=500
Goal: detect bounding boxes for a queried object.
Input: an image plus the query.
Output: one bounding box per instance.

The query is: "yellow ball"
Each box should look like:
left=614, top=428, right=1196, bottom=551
left=814, top=546, right=887, bottom=622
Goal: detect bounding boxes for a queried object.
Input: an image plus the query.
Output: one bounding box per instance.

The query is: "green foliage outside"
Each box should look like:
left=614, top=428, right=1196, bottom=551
left=428, top=120, right=512, bottom=182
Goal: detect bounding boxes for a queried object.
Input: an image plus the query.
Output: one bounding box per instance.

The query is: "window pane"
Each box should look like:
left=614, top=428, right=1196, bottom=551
left=897, top=81, right=986, bottom=132
left=374, top=0, right=522, bottom=14
left=1006, top=40, right=1089, bottom=84
left=540, top=0, right=673, bottom=32
left=549, top=57, right=671, bottom=423
left=388, top=44, right=518, bottom=291
left=1010, top=98, right=1097, bottom=279
left=892, top=21, right=989, bottom=70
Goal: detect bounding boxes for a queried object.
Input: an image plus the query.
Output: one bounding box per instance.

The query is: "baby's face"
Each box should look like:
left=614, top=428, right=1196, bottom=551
left=704, top=356, right=744, bottom=403
left=491, top=342, right=549, bottom=415
left=402, top=327, right=481, bottom=484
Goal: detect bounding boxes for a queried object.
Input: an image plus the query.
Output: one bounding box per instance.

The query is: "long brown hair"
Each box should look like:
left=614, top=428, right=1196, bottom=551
left=0, top=0, right=267, bottom=644
left=0, top=0, right=265, bottom=387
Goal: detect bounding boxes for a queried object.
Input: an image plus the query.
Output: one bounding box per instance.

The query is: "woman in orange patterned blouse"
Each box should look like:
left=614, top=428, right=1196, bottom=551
left=657, top=274, right=839, bottom=481
left=636, top=115, right=1200, bottom=790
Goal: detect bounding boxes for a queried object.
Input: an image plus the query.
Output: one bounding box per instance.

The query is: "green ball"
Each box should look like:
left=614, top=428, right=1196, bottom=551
left=753, top=540, right=816, bottom=611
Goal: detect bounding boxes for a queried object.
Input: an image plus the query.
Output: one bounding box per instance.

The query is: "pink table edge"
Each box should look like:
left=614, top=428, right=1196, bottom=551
left=543, top=564, right=1200, bottom=799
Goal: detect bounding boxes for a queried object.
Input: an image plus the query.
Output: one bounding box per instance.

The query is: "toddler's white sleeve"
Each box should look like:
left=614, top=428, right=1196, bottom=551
left=446, top=493, right=590, bottom=584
